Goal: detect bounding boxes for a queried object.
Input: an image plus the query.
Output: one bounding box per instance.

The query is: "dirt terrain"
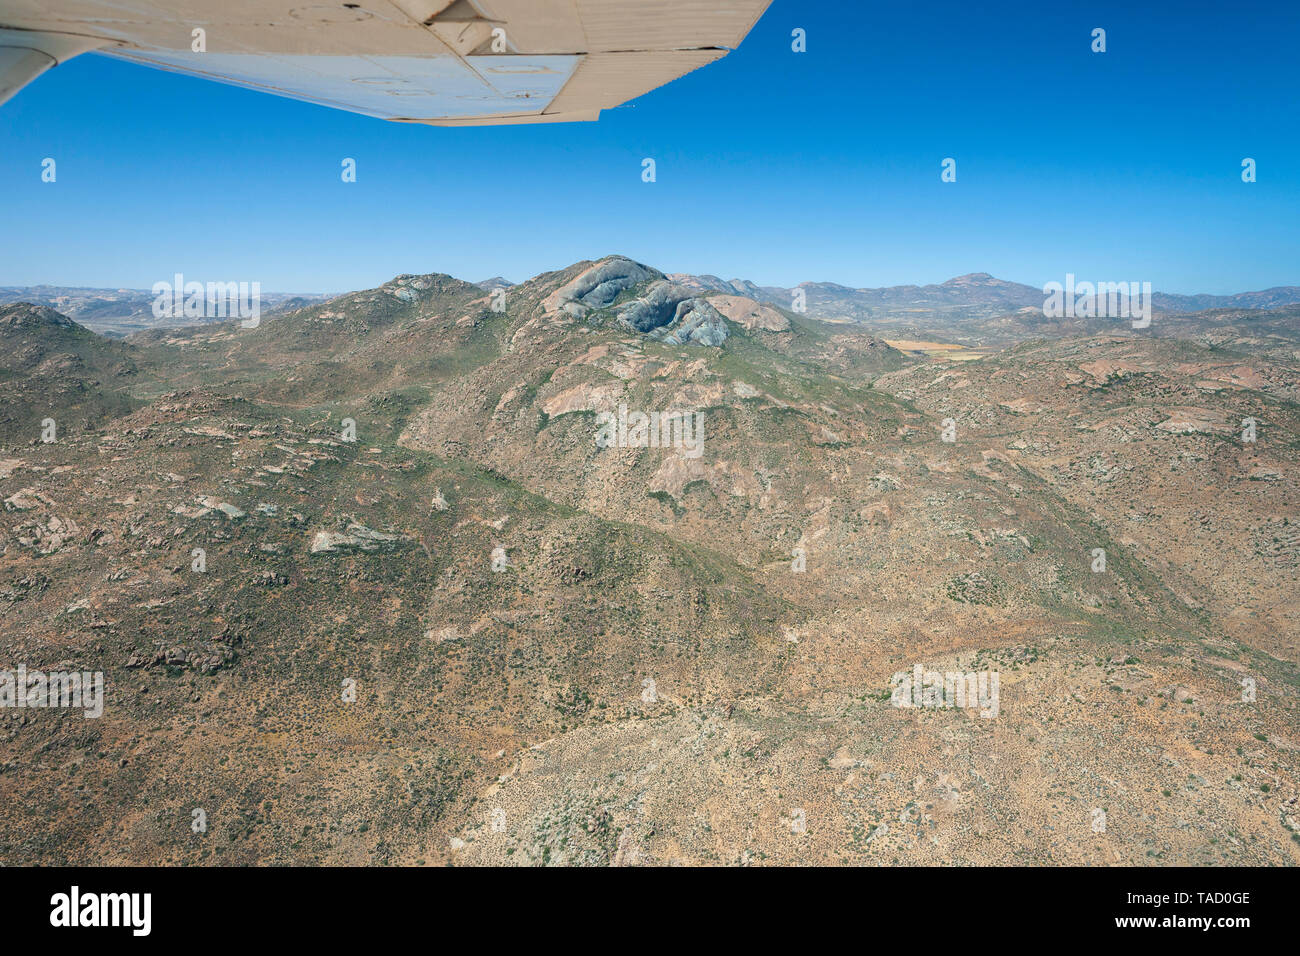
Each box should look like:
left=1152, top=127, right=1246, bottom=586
left=1, top=258, right=1296, bottom=866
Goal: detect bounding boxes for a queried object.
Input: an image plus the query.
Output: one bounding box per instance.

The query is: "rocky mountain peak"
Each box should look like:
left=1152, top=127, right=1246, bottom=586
left=0, top=301, right=80, bottom=333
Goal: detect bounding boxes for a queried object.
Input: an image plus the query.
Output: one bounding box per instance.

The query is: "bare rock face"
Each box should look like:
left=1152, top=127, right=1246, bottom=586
left=309, top=522, right=409, bottom=554
left=543, top=257, right=661, bottom=317
left=1154, top=406, right=1225, bottom=434
left=707, top=294, right=790, bottom=332
left=1078, top=359, right=1143, bottom=384
left=615, top=281, right=729, bottom=346
left=659, top=298, right=728, bottom=347
left=541, top=260, right=729, bottom=346
left=614, top=280, right=693, bottom=333
left=541, top=381, right=625, bottom=418
left=648, top=454, right=761, bottom=500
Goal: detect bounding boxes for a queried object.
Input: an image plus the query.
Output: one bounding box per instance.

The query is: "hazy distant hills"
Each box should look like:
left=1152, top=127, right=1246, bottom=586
left=1155, top=287, right=1300, bottom=311
left=670, top=271, right=1300, bottom=317
left=668, top=271, right=1046, bottom=313
left=0, top=285, right=331, bottom=336
left=8, top=273, right=1298, bottom=342
left=660, top=272, right=1300, bottom=346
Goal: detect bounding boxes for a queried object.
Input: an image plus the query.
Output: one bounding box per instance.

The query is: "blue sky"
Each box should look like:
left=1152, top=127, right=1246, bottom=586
left=2, top=0, right=1297, bottom=294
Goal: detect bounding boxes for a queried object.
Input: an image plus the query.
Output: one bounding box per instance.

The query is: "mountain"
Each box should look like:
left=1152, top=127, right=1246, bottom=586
left=669, top=271, right=1300, bottom=345
left=671, top=271, right=1042, bottom=313
left=0, top=302, right=143, bottom=437
left=14, top=274, right=1296, bottom=346
left=0, top=285, right=332, bottom=337
left=1154, top=287, right=1300, bottom=312
left=1, top=258, right=1296, bottom=866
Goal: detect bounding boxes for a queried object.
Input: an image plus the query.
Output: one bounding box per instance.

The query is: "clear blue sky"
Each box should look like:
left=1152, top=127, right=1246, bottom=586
left=2, top=0, right=1297, bottom=295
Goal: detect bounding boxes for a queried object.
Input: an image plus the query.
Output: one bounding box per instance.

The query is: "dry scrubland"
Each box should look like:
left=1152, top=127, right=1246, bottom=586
left=1, top=258, right=1297, bottom=865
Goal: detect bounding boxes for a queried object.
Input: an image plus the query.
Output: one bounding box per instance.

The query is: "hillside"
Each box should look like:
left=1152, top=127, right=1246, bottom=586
left=0, top=259, right=1296, bottom=866
left=0, top=302, right=143, bottom=440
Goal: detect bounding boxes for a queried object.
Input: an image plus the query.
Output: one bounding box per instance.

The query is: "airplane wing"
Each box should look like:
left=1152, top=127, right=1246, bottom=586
left=0, top=0, right=771, bottom=124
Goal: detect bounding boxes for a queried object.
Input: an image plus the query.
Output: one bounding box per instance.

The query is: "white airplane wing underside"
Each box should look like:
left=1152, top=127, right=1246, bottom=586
left=0, top=0, right=771, bottom=123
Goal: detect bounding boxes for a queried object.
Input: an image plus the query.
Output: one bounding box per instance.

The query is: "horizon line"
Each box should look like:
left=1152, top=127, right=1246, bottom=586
left=4, top=263, right=1300, bottom=301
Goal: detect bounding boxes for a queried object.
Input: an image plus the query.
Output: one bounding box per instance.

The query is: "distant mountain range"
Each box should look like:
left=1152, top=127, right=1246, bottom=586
left=0, top=285, right=330, bottom=336
left=665, top=272, right=1300, bottom=317
left=4, top=272, right=1298, bottom=340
